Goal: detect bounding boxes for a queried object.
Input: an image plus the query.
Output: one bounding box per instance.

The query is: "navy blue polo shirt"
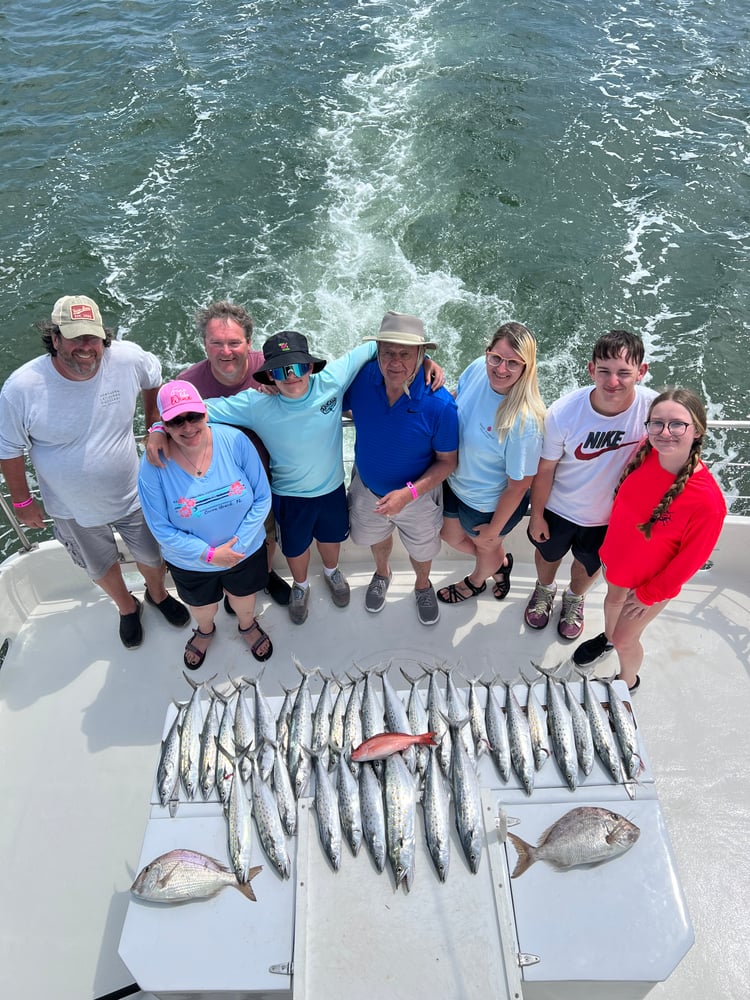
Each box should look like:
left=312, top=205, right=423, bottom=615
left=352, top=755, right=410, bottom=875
left=343, top=359, right=458, bottom=496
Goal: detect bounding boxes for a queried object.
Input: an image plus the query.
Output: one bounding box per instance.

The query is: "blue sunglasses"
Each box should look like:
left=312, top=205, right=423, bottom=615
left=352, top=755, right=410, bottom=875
left=270, top=362, right=311, bottom=381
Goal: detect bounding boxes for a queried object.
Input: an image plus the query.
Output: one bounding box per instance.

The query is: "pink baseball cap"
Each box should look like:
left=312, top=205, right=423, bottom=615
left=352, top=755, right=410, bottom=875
left=157, top=380, right=208, bottom=421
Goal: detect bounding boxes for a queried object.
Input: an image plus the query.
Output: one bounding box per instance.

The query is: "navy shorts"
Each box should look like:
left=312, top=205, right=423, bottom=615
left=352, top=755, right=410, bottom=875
left=168, top=543, right=268, bottom=608
left=442, top=481, right=530, bottom=538
left=272, top=484, right=350, bottom=559
left=527, top=508, right=607, bottom=577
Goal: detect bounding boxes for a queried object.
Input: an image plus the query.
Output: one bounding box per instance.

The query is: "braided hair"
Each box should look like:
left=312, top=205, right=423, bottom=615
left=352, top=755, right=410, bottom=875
left=613, top=388, right=706, bottom=539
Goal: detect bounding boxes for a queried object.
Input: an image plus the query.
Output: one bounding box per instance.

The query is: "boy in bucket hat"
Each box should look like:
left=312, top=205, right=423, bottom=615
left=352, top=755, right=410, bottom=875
left=344, top=312, right=458, bottom=625
left=0, top=295, right=190, bottom=648
left=146, top=323, right=443, bottom=625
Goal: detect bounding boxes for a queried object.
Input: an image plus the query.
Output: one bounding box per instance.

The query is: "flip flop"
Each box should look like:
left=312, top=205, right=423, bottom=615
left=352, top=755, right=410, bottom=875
left=437, top=576, right=487, bottom=605
left=492, top=553, right=514, bottom=600
left=239, top=619, right=273, bottom=662
left=183, top=624, right=216, bottom=670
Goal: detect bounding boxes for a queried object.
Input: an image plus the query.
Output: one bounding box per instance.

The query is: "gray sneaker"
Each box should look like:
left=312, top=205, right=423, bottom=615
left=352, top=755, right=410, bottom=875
left=415, top=584, right=440, bottom=626
left=365, top=571, right=391, bottom=613
left=289, top=583, right=310, bottom=625
left=324, top=568, right=350, bottom=607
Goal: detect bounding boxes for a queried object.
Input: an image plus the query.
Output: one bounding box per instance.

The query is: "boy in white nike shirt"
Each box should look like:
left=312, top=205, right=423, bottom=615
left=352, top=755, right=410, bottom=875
left=525, top=330, right=656, bottom=654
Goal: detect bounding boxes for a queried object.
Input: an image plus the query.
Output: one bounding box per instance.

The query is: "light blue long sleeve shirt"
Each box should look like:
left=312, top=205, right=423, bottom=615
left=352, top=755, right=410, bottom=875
left=138, top=424, right=271, bottom=571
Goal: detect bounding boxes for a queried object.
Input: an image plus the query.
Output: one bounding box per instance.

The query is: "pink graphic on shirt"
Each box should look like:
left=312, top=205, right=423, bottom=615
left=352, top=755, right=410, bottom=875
left=177, top=497, right=197, bottom=518
left=228, top=481, right=245, bottom=496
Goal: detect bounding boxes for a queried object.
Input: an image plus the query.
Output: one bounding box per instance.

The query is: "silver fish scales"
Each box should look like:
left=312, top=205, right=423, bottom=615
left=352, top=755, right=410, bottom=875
left=379, top=665, right=416, bottom=773
left=342, top=675, right=363, bottom=777
left=270, top=737, right=297, bottom=837
left=605, top=677, right=643, bottom=780
left=248, top=750, right=291, bottom=880
left=464, top=674, right=489, bottom=759
left=537, top=666, right=578, bottom=791
left=288, top=657, right=317, bottom=798
left=422, top=746, right=451, bottom=882
left=311, top=750, right=342, bottom=871
left=401, top=668, right=430, bottom=779
left=217, top=742, right=256, bottom=884
left=483, top=678, right=511, bottom=783
left=359, top=761, right=387, bottom=872
left=425, top=664, right=452, bottom=776
left=215, top=688, right=237, bottom=810
left=504, top=681, right=535, bottom=796
left=180, top=672, right=215, bottom=800
left=230, top=676, right=255, bottom=784
left=311, top=673, right=333, bottom=770
left=384, top=750, right=418, bottom=891
left=276, top=683, right=296, bottom=762
left=244, top=669, right=276, bottom=782
left=520, top=674, right=550, bottom=771
left=578, top=673, right=624, bottom=784
left=336, top=751, right=363, bottom=856
left=157, top=704, right=183, bottom=807
left=562, top=679, right=595, bottom=777
left=131, top=848, right=261, bottom=903
left=447, top=714, right=484, bottom=874
left=441, top=665, right=475, bottom=763
left=198, top=692, right=220, bottom=800
left=328, top=676, right=347, bottom=770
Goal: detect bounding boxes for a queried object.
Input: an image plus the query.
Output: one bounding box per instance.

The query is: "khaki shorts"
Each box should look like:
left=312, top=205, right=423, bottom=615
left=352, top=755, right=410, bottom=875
left=347, top=468, right=443, bottom=563
left=53, top=507, right=162, bottom=582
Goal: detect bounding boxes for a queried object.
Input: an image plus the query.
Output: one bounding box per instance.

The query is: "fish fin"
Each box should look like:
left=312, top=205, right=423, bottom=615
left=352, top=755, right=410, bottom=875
left=507, top=832, right=535, bottom=878
left=236, top=865, right=263, bottom=901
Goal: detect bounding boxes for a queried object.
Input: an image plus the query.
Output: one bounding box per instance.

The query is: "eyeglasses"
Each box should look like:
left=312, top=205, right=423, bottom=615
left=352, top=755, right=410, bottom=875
left=485, top=350, right=525, bottom=373
left=644, top=419, right=692, bottom=437
left=165, top=412, right=205, bottom=427
left=270, top=362, right=311, bottom=381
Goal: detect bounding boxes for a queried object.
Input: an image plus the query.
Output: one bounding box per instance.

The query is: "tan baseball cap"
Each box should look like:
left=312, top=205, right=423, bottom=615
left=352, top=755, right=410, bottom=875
left=51, top=295, right=106, bottom=339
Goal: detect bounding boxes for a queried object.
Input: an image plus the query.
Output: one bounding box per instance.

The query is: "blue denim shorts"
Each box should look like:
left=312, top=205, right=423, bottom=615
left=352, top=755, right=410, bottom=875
left=442, top=481, right=530, bottom=538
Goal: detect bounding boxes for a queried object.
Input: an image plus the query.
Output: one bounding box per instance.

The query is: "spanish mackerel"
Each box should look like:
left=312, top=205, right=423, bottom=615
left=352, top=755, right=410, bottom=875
left=504, top=681, right=535, bottom=796
left=536, top=665, right=578, bottom=791
left=384, top=750, right=418, bottom=891
left=422, top=747, right=451, bottom=882
left=359, top=761, right=387, bottom=872
left=288, top=657, right=317, bottom=798
left=483, top=678, right=511, bottom=782
left=216, top=742, right=255, bottom=884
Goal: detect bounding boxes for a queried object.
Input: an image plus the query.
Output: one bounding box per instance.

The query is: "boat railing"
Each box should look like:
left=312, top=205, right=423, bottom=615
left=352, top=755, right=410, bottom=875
left=1, top=419, right=749, bottom=559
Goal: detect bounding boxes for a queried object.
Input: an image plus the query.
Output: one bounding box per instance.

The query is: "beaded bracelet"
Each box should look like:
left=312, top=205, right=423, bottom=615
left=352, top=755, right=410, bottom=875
left=205, top=546, right=215, bottom=564
left=13, top=496, right=34, bottom=509
left=406, top=481, right=419, bottom=500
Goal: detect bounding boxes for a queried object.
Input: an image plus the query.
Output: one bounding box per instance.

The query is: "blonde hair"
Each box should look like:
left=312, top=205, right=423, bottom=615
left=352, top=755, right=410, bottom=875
left=488, top=322, right=546, bottom=441
left=614, top=387, right=706, bottom=538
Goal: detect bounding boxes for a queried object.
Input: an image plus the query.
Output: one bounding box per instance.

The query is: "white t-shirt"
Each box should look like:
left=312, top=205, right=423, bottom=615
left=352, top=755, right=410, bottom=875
left=0, top=340, right=161, bottom=526
left=542, top=384, right=657, bottom=526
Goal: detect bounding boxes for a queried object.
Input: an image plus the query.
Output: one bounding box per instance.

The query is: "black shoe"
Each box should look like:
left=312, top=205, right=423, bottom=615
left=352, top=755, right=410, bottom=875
left=144, top=588, right=190, bottom=627
left=224, top=594, right=237, bottom=616
left=119, top=595, right=143, bottom=649
left=266, top=568, right=292, bottom=606
left=627, top=675, right=641, bottom=694
left=572, top=631, right=613, bottom=667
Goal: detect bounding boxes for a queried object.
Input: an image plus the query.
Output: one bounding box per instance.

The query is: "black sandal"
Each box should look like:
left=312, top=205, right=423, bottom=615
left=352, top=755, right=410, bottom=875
left=239, top=619, right=273, bottom=662
left=492, top=553, right=514, bottom=601
left=437, top=576, right=487, bottom=605
left=183, top=624, right=216, bottom=670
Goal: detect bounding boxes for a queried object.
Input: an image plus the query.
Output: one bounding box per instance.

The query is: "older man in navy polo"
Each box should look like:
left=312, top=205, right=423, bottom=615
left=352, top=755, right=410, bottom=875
left=344, top=312, right=458, bottom=625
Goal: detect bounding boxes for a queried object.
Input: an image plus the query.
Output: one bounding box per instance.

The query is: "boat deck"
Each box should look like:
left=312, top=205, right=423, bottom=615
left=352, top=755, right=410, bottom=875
left=1, top=522, right=748, bottom=1000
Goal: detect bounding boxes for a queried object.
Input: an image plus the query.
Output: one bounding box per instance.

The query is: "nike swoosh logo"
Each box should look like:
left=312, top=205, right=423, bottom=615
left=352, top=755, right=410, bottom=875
left=573, top=439, right=640, bottom=460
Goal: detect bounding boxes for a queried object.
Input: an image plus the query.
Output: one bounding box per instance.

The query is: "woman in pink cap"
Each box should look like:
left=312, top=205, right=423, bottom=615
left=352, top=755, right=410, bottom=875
left=138, top=380, right=273, bottom=667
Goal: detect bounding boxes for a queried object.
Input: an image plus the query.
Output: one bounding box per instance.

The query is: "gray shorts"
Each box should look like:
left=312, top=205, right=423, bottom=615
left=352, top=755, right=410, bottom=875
left=53, top=508, right=163, bottom=582
left=347, top=468, right=443, bottom=563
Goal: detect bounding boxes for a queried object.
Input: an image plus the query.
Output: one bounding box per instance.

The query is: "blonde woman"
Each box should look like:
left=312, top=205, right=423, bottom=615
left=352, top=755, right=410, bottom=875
left=437, top=322, right=546, bottom=604
left=572, top=388, right=726, bottom=690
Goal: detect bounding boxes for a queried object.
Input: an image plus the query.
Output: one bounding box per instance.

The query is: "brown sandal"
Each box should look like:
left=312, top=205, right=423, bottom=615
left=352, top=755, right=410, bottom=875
left=239, top=619, right=273, bottom=662
left=183, top=624, right=216, bottom=670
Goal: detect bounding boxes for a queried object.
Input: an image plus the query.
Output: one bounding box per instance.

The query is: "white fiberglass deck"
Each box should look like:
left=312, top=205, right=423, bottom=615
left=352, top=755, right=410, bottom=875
left=0, top=520, right=748, bottom=1000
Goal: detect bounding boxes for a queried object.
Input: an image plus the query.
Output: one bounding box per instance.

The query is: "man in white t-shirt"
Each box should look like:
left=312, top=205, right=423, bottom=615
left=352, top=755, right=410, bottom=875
left=0, top=295, right=189, bottom=649
left=525, top=330, right=656, bottom=661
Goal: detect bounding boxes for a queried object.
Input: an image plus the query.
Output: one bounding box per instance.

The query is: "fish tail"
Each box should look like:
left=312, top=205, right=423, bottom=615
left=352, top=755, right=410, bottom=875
left=507, top=832, right=536, bottom=878
left=419, top=731, right=438, bottom=747
left=235, top=865, right=263, bottom=900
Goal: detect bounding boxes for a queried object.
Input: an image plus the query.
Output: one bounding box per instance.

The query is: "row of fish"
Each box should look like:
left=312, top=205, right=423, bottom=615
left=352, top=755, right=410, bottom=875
left=153, top=658, right=643, bottom=891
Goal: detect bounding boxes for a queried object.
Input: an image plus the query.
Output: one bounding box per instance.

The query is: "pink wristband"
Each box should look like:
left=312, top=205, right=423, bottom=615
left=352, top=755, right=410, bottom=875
left=205, top=547, right=215, bottom=564
left=406, top=481, right=419, bottom=500
left=13, top=496, right=34, bottom=509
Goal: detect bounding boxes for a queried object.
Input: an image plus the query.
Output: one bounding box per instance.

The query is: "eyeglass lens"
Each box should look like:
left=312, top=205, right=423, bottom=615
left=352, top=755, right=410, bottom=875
left=486, top=351, right=523, bottom=372
left=166, top=412, right=204, bottom=427
left=271, top=363, right=311, bottom=381
left=645, top=419, right=690, bottom=436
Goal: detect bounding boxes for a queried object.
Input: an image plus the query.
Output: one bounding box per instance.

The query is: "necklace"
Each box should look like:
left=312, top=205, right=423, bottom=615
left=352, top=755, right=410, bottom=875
left=179, top=431, right=211, bottom=477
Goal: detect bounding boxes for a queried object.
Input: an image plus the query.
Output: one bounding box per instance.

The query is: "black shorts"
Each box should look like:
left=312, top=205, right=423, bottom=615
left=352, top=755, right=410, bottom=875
left=527, top=509, right=607, bottom=577
left=168, top=543, right=268, bottom=608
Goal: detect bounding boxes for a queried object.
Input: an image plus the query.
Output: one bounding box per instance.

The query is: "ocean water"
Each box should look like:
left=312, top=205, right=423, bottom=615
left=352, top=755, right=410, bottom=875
left=1, top=0, right=748, bottom=554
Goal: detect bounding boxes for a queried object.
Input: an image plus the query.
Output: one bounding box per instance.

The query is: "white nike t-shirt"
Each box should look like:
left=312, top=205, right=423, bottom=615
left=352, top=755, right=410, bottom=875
left=542, top=384, right=657, bottom=526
